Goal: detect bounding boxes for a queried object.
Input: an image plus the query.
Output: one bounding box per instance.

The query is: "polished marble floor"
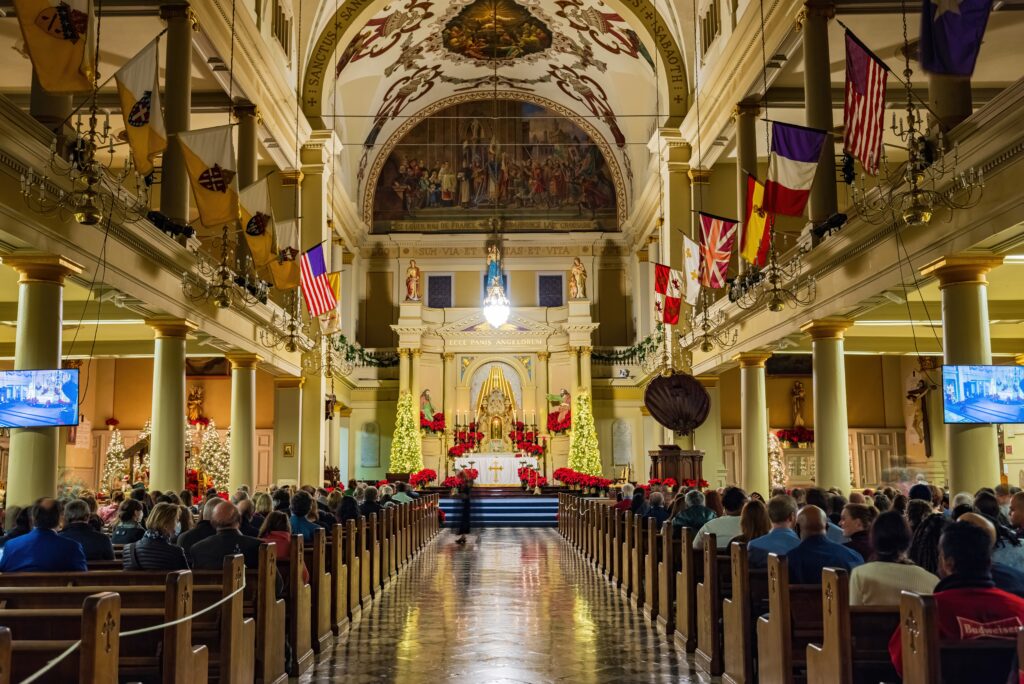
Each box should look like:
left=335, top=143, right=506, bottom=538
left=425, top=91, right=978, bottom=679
left=301, top=528, right=707, bottom=683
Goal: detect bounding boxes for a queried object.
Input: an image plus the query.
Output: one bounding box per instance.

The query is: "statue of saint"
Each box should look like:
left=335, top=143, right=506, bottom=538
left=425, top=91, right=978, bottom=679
left=420, top=389, right=437, bottom=418
left=556, top=388, right=571, bottom=423
left=485, top=245, right=502, bottom=287
left=405, top=259, right=421, bottom=301
left=792, top=381, right=805, bottom=428
left=187, top=386, right=205, bottom=424
left=569, top=257, right=588, bottom=299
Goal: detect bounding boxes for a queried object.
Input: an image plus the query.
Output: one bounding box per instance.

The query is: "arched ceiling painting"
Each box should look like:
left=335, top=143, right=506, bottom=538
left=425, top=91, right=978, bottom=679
left=323, top=0, right=661, bottom=232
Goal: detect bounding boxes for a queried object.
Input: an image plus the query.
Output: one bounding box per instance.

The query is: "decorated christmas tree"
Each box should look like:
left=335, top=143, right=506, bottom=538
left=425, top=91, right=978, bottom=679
left=196, top=421, right=230, bottom=491
left=768, top=432, right=786, bottom=490
left=388, top=392, right=424, bottom=474
left=100, top=427, right=127, bottom=492
left=567, top=391, right=602, bottom=476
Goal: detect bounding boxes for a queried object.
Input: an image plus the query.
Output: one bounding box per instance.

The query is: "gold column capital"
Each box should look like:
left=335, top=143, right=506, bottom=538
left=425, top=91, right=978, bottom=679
left=800, top=318, right=853, bottom=340
left=145, top=317, right=197, bottom=338
left=337, top=406, right=352, bottom=417
left=640, top=405, right=651, bottom=416
left=280, top=169, right=304, bottom=187
left=2, top=253, right=83, bottom=284
left=688, top=168, right=712, bottom=184
left=537, top=351, right=550, bottom=361
left=696, top=375, right=719, bottom=388
left=225, top=352, right=263, bottom=369
left=232, top=101, right=261, bottom=124
left=412, top=348, right=423, bottom=358
left=274, top=376, right=305, bottom=389
left=733, top=351, right=772, bottom=368
left=732, top=101, right=762, bottom=121
left=443, top=352, right=455, bottom=361
left=921, top=255, right=1004, bottom=288
left=397, top=348, right=410, bottom=358
left=580, top=346, right=592, bottom=355
left=159, top=3, right=199, bottom=29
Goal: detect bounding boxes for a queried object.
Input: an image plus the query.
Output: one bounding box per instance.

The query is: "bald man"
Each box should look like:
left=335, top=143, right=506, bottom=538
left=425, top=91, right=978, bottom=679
left=959, top=512, right=1024, bottom=597
left=784, top=505, right=864, bottom=584
left=188, top=500, right=264, bottom=570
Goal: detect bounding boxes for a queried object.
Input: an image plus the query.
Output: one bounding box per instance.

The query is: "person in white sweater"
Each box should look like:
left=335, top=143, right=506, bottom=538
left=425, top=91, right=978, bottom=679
left=850, top=510, right=938, bottom=606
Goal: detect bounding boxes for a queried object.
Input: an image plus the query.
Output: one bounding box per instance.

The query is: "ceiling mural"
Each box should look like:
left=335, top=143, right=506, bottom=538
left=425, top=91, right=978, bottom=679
left=323, top=0, right=662, bottom=231
left=369, top=99, right=620, bottom=233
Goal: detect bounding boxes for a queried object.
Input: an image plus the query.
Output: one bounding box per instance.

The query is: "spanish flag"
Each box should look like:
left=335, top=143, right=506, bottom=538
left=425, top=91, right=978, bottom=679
left=13, top=0, right=95, bottom=93
left=114, top=39, right=165, bottom=177
left=238, top=177, right=276, bottom=276
left=177, top=125, right=238, bottom=230
left=269, top=219, right=301, bottom=290
left=741, top=173, right=773, bottom=267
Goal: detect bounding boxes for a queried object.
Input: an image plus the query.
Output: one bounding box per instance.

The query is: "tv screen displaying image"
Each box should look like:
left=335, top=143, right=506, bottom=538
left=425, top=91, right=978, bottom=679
left=942, top=364, right=1024, bottom=425
left=0, top=369, right=79, bottom=428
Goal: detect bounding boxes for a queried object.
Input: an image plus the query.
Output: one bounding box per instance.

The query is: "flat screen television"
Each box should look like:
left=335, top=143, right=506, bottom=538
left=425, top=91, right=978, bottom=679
left=942, top=364, right=1024, bottom=424
left=0, top=369, right=79, bottom=428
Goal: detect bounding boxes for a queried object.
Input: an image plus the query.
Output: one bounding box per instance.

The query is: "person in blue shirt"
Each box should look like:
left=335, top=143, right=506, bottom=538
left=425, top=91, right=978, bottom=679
left=747, top=495, right=800, bottom=567
left=805, top=488, right=849, bottom=545
left=289, top=490, right=322, bottom=542
left=0, top=498, right=87, bottom=572
left=787, top=505, right=864, bottom=584
left=645, top=491, right=671, bottom=527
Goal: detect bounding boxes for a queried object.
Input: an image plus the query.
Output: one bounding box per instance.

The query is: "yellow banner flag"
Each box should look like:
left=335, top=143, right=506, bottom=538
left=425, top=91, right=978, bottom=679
left=269, top=219, right=300, bottom=290
left=14, top=0, right=95, bottom=93
left=238, top=178, right=276, bottom=271
left=177, top=125, right=238, bottom=230
left=326, top=271, right=341, bottom=300
left=114, top=39, right=166, bottom=176
left=741, top=174, right=773, bottom=267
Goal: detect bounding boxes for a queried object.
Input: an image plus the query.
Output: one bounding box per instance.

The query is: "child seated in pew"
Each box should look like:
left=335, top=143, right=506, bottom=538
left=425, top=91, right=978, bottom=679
left=888, top=521, right=1024, bottom=678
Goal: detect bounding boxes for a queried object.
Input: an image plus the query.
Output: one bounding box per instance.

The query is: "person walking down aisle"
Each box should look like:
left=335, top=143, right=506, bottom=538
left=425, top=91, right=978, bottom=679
left=456, top=469, right=473, bottom=544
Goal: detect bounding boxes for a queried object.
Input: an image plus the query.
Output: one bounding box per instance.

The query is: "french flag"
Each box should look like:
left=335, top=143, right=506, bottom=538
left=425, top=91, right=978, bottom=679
left=762, top=122, right=828, bottom=217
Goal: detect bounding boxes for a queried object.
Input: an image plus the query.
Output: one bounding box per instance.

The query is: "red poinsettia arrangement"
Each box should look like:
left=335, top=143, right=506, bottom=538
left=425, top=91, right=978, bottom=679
left=461, top=468, right=479, bottom=482
left=776, top=427, right=814, bottom=444
left=553, top=467, right=611, bottom=489
left=408, top=468, right=437, bottom=488
left=681, top=478, right=710, bottom=488
left=420, top=411, right=445, bottom=433
left=105, top=417, right=120, bottom=427
left=441, top=476, right=461, bottom=488
left=661, top=477, right=677, bottom=489
left=375, top=479, right=389, bottom=488
left=517, top=466, right=548, bottom=489
left=547, top=410, right=571, bottom=434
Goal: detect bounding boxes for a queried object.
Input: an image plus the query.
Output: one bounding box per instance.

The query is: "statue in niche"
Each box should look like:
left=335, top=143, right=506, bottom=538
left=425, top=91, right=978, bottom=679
left=791, top=381, right=806, bottom=428
left=187, top=386, right=205, bottom=424
left=405, top=259, right=422, bottom=301
left=420, top=389, right=437, bottom=418
left=485, top=244, right=502, bottom=287
left=556, top=388, right=571, bottom=423
left=569, top=257, right=588, bottom=299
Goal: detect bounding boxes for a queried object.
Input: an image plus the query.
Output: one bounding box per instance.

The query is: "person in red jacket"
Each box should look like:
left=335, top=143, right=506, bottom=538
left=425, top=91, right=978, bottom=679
left=889, top=520, right=1024, bottom=677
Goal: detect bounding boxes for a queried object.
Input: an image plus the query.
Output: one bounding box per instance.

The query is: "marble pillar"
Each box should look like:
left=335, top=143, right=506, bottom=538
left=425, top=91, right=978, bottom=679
left=694, top=375, right=726, bottom=489
left=226, top=352, right=261, bottom=492
left=300, top=371, right=325, bottom=487
left=146, top=318, right=196, bottom=492
left=443, top=353, right=455, bottom=429
left=2, top=255, right=82, bottom=506
left=802, top=319, right=853, bottom=493
left=736, top=352, right=772, bottom=496
left=734, top=102, right=760, bottom=232
left=273, top=377, right=303, bottom=484
left=398, top=348, right=410, bottom=394
left=570, top=348, right=581, bottom=393
left=159, top=3, right=195, bottom=223
left=411, top=349, right=422, bottom=407
left=580, top=347, right=592, bottom=394
left=234, top=102, right=259, bottom=189
left=801, top=0, right=838, bottom=224
left=922, top=255, right=1003, bottom=494
left=536, top=352, right=550, bottom=435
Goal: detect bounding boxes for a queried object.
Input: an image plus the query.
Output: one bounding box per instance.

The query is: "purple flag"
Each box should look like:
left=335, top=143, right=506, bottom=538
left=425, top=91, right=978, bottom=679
left=920, top=0, right=993, bottom=76
left=762, top=122, right=828, bottom=217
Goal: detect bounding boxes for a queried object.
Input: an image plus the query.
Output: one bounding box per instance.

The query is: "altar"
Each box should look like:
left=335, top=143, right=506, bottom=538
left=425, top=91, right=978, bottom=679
left=454, top=454, right=539, bottom=485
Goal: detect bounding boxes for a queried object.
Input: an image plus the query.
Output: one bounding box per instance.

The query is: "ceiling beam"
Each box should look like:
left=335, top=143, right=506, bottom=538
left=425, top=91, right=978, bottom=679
left=765, top=86, right=1004, bottom=109
left=3, top=92, right=234, bottom=115
left=0, top=340, right=225, bottom=359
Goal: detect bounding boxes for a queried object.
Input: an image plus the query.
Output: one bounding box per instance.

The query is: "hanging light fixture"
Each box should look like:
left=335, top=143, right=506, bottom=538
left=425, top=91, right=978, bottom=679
left=849, top=0, right=983, bottom=226
left=259, top=290, right=314, bottom=353
left=183, top=225, right=266, bottom=308
left=685, top=291, right=738, bottom=352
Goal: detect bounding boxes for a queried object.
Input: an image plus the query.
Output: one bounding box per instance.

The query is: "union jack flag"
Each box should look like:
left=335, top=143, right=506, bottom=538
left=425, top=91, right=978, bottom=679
left=698, top=212, right=738, bottom=289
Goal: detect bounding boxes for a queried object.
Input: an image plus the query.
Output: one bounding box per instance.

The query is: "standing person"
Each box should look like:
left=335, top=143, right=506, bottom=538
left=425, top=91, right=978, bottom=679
left=456, top=470, right=473, bottom=544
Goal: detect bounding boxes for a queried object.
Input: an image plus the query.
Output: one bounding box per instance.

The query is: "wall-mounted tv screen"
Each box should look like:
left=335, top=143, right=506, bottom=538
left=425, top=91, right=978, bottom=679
left=942, top=364, right=1024, bottom=425
left=0, top=369, right=79, bottom=428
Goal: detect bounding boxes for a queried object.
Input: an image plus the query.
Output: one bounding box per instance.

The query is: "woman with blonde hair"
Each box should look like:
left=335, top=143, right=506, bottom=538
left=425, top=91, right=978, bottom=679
left=123, top=502, right=189, bottom=570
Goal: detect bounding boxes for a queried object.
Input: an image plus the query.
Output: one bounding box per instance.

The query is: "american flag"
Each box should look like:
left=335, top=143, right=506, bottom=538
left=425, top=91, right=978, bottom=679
left=843, top=31, right=888, bottom=176
left=299, top=244, right=337, bottom=317
left=698, top=212, right=738, bottom=289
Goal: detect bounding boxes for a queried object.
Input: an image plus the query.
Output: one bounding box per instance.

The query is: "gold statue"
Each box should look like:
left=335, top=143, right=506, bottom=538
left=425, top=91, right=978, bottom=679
left=569, top=257, right=588, bottom=299
left=187, top=385, right=205, bottom=424
left=405, top=259, right=422, bottom=301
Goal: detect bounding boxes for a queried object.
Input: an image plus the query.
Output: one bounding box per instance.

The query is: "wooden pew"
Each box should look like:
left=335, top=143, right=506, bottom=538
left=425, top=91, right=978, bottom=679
left=327, top=524, right=350, bottom=635
left=603, top=506, right=614, bottom=581
left=619, top=511, right=633, bottom=601
left=2, top=591, right=120, bottom=683
left=609, top=509, right=622, bottom=589
left=756, top=554, right=822, bottom=684
left=304, top=527, right=334, bottom=654
left=0, top=626, right=9, bottom=684
left=723, top=542, right=769, bottom=684
left=656, top=521, right=675, bottom=635
left=345, top=519, right=363, bottom=623
left=368, top=512, right=382, bottom=598
left=674, top=527, right=700, bottom=652
left=630, top=513, right=646, bottom=610
left=281, top=534, right=313, bottom=677
left=358, top=516, right=372, bottom=610
left=642, top=517, right=660, bottom=624
left=380, top=508, right=392, bottom=588
left=696, top=534, right=731, bottom=676
left=805, top=568, right=899, bottom=684
left=387, top=507, right=398, bottom=581
left=899, top=591, right=1019, bottom=684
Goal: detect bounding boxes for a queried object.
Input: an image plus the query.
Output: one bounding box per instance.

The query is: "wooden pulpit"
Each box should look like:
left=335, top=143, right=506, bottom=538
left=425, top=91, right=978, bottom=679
left=649, top=444, right=703, bottom=484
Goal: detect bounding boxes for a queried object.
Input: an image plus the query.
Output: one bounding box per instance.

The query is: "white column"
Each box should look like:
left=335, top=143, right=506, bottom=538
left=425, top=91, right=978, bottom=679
left=694, top=375, right=726, bottom=489
left=802, top=319, right=852, bottom=493
left=146, top=318, right=196, bottom=491
left=736, top=352, right=772, bottom=495
left=226, top=352, right=261, bottom=492
left=273, top=377, right=302, bottom=484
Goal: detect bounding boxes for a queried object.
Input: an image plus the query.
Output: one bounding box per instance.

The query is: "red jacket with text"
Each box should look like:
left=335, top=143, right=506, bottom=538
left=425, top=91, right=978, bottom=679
left=888, top=574, right=1024, bottom=677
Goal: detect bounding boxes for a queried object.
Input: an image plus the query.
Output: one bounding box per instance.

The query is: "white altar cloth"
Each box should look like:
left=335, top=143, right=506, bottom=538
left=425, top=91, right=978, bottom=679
left=454, top=453, right=539, bottom=485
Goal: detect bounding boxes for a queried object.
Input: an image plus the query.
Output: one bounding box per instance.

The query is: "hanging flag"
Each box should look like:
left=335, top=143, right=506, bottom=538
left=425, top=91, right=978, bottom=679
left=177, top=125, right=239, bottom=229
left=762, top=121, right=828, bottom=217
left=319, top=271, right=343, bottom=334
left=114, top=39, right=166, bottom=177
left=741, top=174, right=773, bottom=267
left=843, top=32, right=887, bottom=176
left=653, top=262, right=683, bottom=325
left=13, top=0, right=95, bottom=93
left=326, top=271, right=341, bottom=301
left=682, top=234, right=701, bottom=306
left=299, top=243, right=338, bottom=317
left=269, top=219, right=301, bottom=290
left=920, top=0, right=992, bottom=76
left=238, top=178, right=277, bottom=275
left=698, top=212, right=738, bottom=289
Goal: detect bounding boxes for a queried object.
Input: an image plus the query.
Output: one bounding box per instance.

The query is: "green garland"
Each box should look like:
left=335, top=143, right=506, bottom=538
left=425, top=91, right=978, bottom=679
left=592, top=323, right=664, bottom=364
left=331, top=334, right=400, bottom=368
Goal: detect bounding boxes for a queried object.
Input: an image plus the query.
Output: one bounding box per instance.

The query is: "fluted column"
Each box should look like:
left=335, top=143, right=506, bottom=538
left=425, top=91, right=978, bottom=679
left=736, top=352, right=772, bottom=495
left=694, top=375, right=725, bottom=489
left=801, top=0, right=838, bottom=223
left=410, top=348, right=422, bottom=406
left=570, top=347, right=581, bottom=393
left=536, top=351, right=550, bottom=434
left=802, top=319, right=852, bottom=492
left=146, top=317, right=196, bottom=491
left=226, top=352, right=261, bottom=492
left=922, top=255, right=1004, bottom=494
left=398, top=348, right=410, bottom=394
left=442, top=353, right=455, bottom=430
left=159, top=3, right=196, bottom=223
left=1, top=255, right=82, bottom=506
left=580, top=347, right=592, bottom=393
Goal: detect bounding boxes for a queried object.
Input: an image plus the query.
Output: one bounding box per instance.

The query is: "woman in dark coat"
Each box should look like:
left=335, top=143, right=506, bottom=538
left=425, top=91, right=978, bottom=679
left=456, top=470, right=473, bottom=544
left=123, top=503, right=189, bottom=570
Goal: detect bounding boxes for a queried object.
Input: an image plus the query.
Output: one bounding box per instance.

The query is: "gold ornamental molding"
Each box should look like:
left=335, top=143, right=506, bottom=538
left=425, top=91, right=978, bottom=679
left=273, top=376, right=305, bottom=389
left=225, top=352, right=263, bottom=369
left=1, top=253, right=83, bottom=284
left=733, top=351, right=772, bottom=368
left=920, top=255, right=1004, bottom=288
left=145, top=318, right=198, bottom=339
left=800, top=318, right=853, bottom=340
left=696, top=375, right=719, bottom=388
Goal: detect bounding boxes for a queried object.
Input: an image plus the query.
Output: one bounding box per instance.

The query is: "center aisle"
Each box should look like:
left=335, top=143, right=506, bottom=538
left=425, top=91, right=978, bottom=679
left=301, top=528, right=706, bottom=683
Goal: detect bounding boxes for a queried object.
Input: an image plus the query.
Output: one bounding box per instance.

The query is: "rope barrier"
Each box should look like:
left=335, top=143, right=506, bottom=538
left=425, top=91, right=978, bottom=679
left=19, top=572, right=246, bottom=684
